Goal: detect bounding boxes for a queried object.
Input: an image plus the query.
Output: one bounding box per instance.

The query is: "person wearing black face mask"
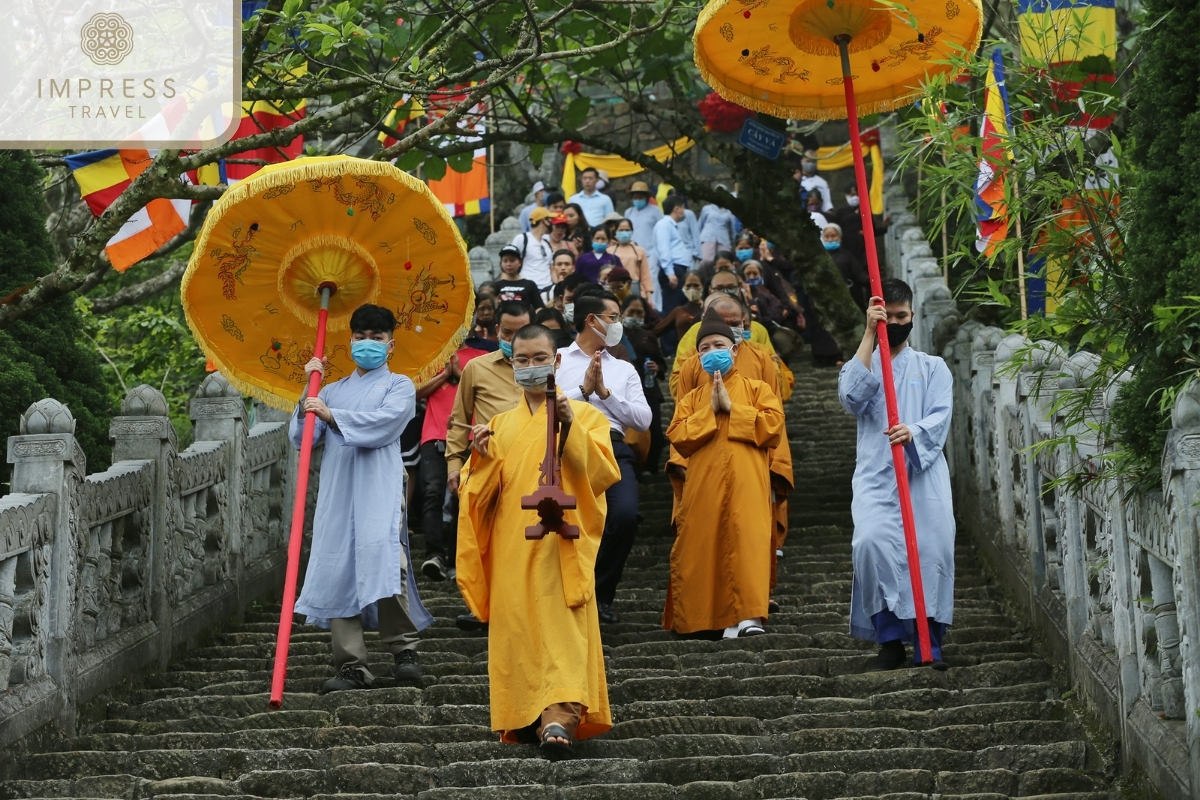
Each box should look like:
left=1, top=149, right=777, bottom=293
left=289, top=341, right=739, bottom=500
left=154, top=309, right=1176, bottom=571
left=838, top=278, right=955, bottom=673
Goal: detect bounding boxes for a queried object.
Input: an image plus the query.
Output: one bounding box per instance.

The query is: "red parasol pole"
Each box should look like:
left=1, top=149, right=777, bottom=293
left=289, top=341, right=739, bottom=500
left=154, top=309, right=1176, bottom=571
left=836, top=36, right=934, bottom=665
left=270, top=283, right=336, bottom=708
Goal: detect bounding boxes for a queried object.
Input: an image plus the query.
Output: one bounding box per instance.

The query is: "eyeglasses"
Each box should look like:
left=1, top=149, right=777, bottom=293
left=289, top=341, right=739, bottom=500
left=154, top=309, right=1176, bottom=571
left=594, top=312, right=620, bottom=322
left=511, top=355, right=555, bottom=367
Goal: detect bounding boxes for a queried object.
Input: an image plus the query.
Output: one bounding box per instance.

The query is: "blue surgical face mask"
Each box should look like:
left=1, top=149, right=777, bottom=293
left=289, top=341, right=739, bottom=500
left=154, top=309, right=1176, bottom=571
left=700, top=348, right=734, bottom=376
left=616, top=230, right=633, bottom=244
left=746, top=276, right=764, bottom=288
left=591, top=241, right=608, bottom=253
left=823, top=240, right=841, bottom=251
left=498, top=338, right=513, bottom=359
left=632, top=198, right=648, bottom=210
left=351, top=339, right=389, bottom=370
left=735, top=248, right=754, bottom=261
left=742, top=329, right=752, bottom=340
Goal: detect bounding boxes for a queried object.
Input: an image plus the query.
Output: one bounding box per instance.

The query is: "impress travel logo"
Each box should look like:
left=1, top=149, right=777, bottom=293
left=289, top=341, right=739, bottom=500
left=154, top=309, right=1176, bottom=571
left=1, top=1, right=241, bottom=149
left=80, top=13, right=135, bottom=66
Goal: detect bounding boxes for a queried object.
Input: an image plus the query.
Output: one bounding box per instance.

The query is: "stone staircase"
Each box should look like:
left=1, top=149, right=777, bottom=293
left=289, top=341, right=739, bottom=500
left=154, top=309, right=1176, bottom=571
left=0, top=360, right=1117, bottom=799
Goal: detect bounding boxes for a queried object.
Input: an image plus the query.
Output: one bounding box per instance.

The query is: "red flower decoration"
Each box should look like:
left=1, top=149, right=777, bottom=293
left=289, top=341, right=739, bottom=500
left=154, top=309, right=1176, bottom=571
left=698, top=92, right=753, bottom=133
left=560, top=141, right=583, bottom=155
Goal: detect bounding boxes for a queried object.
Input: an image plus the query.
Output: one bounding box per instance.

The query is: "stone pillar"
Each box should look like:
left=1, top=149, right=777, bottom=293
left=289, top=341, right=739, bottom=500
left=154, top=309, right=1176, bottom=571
left=109, top=386, right=176, bottom=669
left=190, top=373, right=248, bottom=613
left=6, top=399, right=86, bottom=734
left=1163, top=379, right=1200, bottom=796
left=469, top=245, right=497, bottom=290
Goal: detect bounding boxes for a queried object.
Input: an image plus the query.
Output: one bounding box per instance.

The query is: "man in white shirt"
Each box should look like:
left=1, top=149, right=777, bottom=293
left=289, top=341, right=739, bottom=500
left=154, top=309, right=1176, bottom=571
left=654, top=195, right=696, bottom=315
left=568, top=167, right=615, bottom=227
left=799, top=149, right=833, bottom=212
left=623, top=181, right=663, bottom=305
left=510, top=207, right=555, bottom=289
left=518, top=181, right=548, bottom=233
left=556, top=291, right=651, bottom=625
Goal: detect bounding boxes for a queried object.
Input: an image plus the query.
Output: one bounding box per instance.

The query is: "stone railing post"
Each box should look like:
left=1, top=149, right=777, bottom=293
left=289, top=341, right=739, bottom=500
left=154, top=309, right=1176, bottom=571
left=5, top=399, right=86, bottom=734
left=191, top=373, right=248, bottom=604
left=109, top=386, right=177, bottom=669
left=1162, top=379, right=1200, bottom=794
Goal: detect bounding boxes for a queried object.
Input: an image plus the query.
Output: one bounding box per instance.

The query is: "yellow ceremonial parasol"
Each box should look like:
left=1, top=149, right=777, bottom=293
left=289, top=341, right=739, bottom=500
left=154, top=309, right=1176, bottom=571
left=182, top=155, right=474, bottom=409
left=181, top=155, right=473, bottom=708
left=695, top=0, right=981, bottom=667
left=694, top=0, right=982, bottom=120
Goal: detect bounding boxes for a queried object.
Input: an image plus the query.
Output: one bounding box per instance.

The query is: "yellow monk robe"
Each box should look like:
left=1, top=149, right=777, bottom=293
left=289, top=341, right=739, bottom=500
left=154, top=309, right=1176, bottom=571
left=457, top=398, right=620, bottom=742
left=664, top=371, right=785, bottom=633
left=670, top=320, right=794, bottom=401
left=671, top=348, right=795, bottom=587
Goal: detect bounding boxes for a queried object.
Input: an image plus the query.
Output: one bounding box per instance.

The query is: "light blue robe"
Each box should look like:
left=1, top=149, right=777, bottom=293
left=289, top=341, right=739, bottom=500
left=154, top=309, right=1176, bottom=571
left=838, top=348, right=955, bottom=642
left=289, top=365, right=433, bottom=632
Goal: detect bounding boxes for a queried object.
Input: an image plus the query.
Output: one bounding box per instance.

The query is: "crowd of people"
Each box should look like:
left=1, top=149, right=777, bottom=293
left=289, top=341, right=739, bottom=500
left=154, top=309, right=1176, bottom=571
left=286, top=167, right=951, bottom=764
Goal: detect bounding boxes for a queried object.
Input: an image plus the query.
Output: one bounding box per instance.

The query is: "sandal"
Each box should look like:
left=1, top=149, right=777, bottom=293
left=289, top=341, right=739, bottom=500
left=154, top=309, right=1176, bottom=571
left=738, top=624, right=766, bottom=637
left=539, top=723, right=575, bottom=761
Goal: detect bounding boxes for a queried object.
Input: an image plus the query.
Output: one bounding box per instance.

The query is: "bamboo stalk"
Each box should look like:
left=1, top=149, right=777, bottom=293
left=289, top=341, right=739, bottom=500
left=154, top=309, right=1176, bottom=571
left=1013, top=180, right=1028, bottom=320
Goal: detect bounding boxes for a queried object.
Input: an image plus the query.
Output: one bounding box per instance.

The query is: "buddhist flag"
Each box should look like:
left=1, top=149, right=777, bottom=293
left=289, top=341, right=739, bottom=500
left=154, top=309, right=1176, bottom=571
left=225, top=64, right=308, bottom=183
left=377, top=96, right=425, bottom=148
left=1019, top=0, right=1118, bottom=129
left=65, top=149, right=191, bottom=272
left=974, top=49, right=1013, bottom=257
left=428, top=118, right=490, bottom=218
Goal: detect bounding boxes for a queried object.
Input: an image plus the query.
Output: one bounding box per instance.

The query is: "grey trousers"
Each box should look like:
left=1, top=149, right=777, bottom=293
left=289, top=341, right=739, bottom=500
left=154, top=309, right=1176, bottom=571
left=330, top=593, right=419, bottom=679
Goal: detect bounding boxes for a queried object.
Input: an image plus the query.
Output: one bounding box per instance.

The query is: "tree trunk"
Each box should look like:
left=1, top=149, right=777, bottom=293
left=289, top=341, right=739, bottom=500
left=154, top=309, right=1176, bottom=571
left=722, top=117, right=861, bottom=356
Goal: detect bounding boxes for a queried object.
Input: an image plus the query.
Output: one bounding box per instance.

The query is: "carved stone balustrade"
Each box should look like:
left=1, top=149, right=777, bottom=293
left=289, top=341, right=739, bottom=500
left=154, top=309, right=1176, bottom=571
left=885, top=204, right=1200, bottom=800
left=0, top=377, right=310, bottom=747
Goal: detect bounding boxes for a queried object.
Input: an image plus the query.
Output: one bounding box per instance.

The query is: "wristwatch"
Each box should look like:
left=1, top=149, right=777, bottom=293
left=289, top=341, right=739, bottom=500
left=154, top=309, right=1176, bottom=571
left=579, top=385, right=592, bottom=402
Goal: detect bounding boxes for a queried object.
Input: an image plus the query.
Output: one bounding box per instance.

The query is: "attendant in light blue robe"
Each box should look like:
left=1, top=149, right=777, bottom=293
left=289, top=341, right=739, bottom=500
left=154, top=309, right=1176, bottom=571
left=289, top=304, right=434, bottom=693
left=838, top=279, right=954, bottom=671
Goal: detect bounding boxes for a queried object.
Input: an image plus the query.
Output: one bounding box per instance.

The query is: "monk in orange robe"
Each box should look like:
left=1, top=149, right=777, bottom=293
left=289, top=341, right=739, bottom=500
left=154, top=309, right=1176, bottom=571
left=665, top=309, right=784, bottom=637
left=456, top=324, right=620, bottom=759
left=670, top=297, right=795, bottom=591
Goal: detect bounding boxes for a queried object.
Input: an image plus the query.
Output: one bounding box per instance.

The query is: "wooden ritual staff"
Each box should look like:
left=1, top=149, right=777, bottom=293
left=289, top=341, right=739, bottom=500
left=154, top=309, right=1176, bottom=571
left=521, top=374, right=579, bottom=539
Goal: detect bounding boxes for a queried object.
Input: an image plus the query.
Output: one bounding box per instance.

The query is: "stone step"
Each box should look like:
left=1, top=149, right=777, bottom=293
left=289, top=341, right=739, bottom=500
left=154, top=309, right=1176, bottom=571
left=11, top=739, right=1092, bottom=791
left=0, top=357, right=1115, bottom=800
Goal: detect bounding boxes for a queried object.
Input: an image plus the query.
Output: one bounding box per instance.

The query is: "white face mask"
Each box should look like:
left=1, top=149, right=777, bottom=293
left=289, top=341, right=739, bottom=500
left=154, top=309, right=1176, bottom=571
left=563, top=303, right=574, bottom=322
left=846, top=195, right=860, bottom=207
left=597, top=318, right=624, bottom=347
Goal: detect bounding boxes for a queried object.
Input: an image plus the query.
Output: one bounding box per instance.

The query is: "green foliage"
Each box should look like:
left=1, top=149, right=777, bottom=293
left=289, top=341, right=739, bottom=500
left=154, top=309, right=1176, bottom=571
left=0, top=152, right=111, bottom=486
left=1116, top=0, right=1200, bottom=468
left=76, top=244, right=210, bottom=446
left=898, top=31, right=1145, bottom=486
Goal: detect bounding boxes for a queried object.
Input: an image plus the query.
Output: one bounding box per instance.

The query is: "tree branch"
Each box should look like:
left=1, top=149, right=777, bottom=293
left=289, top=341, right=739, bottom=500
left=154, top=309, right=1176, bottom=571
left=90, top=260, right=187, bottom=314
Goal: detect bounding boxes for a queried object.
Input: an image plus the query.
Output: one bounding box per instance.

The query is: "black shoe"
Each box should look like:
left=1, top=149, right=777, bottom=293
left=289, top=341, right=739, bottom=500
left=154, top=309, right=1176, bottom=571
left=319, top=664, right=373, bottom=694
left=866, top=640, right=907, bottom=672
left=456, top=613, right=488, bottom=632
left=768, top=598, right=780, bottom=614
left=422, top=555, right=448, bottom=581
left=394, top=650, right=423, bottom=681
left=598, top=603, right=619, bottom=625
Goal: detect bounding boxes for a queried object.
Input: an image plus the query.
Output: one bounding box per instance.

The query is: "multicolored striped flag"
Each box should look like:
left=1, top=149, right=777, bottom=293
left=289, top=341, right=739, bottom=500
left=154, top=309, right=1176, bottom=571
left=974, top=48, right=1013, bottom=257
left=377, top=87, right=490, bottom=218
left=377, top=96, right=425, bottom=148
left=65, top=150, right=191, bottom=272
left=225, top=64, right=308, bottom=183
left=428, top=116, right=490, bottom=219
left=1019, top=0, right=1118, bottom=129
